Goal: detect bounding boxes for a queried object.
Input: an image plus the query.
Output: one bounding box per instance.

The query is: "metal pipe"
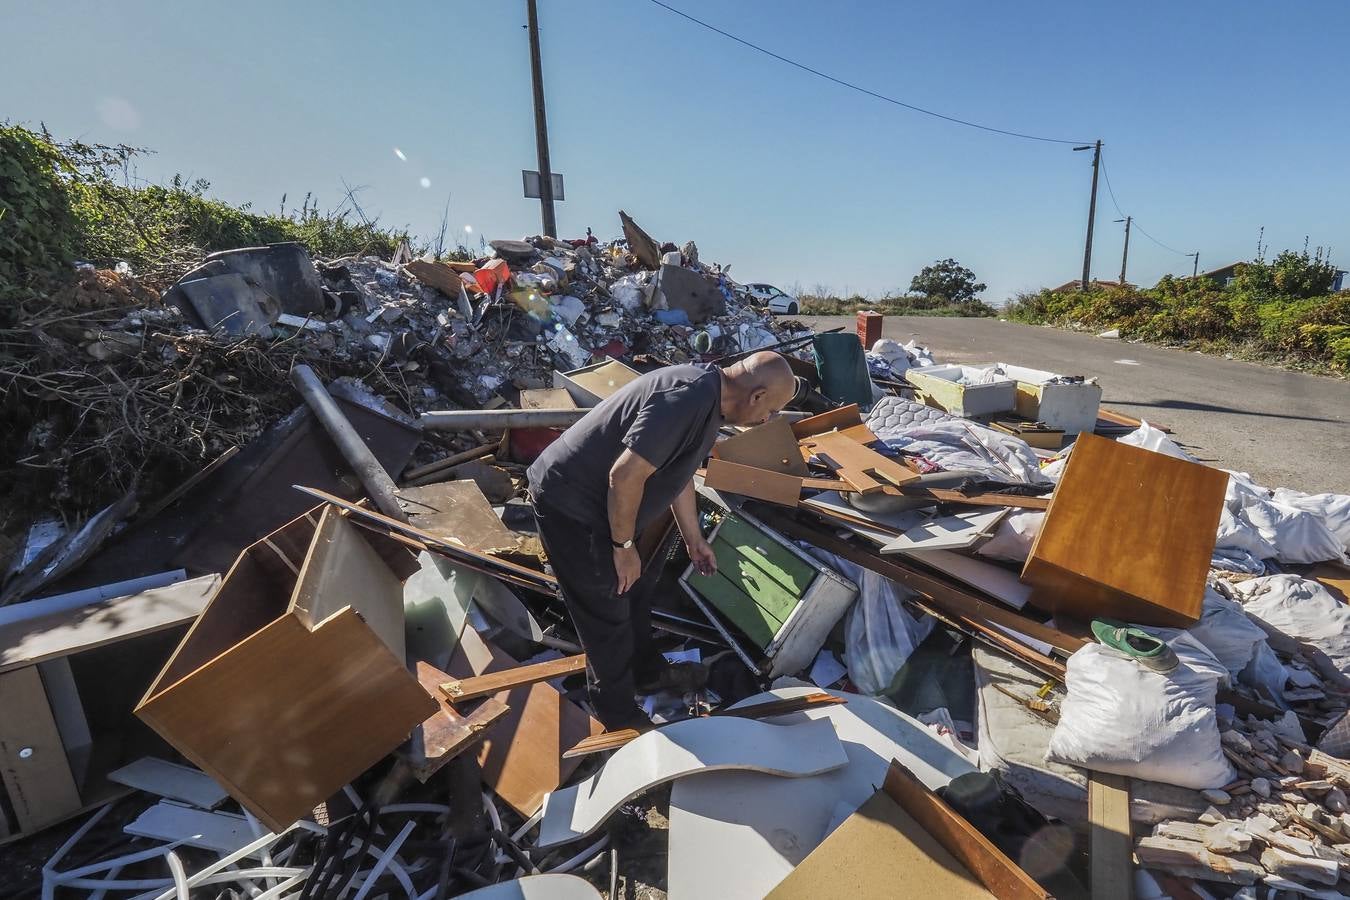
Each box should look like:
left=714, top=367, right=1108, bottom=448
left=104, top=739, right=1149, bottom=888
left=290, top=364, right=407, bottom=522
left=419, top=408, right=590, bottom=430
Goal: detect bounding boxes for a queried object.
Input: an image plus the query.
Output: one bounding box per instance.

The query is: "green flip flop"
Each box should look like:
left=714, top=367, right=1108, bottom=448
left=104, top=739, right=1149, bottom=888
left=1090, top=618, right=1180, bottom=673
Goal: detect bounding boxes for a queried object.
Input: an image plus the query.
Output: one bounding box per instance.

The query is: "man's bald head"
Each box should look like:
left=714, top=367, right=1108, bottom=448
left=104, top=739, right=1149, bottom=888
left=720, top=351, right=797, bottom=426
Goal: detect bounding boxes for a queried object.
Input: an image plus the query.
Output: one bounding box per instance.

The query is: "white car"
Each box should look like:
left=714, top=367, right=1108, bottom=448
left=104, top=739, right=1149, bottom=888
left=741, top=283, right=800, bottom=316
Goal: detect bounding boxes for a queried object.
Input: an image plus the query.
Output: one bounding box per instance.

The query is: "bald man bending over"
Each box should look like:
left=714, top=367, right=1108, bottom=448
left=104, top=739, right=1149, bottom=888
left=527, top=352, right=796, bottom=730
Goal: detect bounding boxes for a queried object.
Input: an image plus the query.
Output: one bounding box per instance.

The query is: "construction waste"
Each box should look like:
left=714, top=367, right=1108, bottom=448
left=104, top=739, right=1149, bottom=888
left=3, top=211, right=1350, bottom=899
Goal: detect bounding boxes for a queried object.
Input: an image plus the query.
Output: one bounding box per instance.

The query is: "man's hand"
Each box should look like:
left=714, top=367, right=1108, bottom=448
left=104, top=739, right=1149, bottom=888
left=613, top=546, right=641, bottom=595
left=687, top=537, right=718, bottom=577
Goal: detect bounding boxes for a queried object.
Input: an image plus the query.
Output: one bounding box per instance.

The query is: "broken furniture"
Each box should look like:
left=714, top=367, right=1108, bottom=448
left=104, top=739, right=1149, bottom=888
left=1021, top=433, right=1228, bottom=627
left=905, top=364, right=1017, bottom=417
left=997, top=363, right=1102, bottom=435
left=136, top=506, right=437, bottom=831
left=0, top=575, right=219, bottom=842
left=552, top=358, right=642, bottom=407
left=681, top=506, right=857, bottom=676
left=712, top=417, right=810, bottom=476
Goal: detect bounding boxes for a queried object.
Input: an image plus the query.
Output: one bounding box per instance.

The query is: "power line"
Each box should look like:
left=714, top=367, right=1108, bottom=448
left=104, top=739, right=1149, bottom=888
left=646, top=0, right=1092, bottom=146
left=1100, top=156, right=1190, bottom=257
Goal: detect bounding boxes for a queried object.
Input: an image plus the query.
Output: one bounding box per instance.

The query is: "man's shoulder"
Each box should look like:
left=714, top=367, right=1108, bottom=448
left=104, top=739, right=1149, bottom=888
left=637, top=363, right=718, bottom=398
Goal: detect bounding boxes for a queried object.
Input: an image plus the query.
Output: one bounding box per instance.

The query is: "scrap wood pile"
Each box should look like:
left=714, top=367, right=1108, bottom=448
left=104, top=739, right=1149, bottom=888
left=3, top=215, right=1350, bottom=900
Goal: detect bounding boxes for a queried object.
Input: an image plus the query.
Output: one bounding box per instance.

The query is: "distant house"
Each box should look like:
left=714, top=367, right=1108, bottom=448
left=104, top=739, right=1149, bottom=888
left=1192, top=262, right=1348, bottom=291
left=1049, top=278, right=1136, bottom=292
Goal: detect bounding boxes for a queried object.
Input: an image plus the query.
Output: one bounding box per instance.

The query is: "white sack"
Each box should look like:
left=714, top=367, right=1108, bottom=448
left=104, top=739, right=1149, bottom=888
left=975, top=510, right=1044, bottom=563
left=1232, top=575, right=1350, bottom=677
left=1182, top=588, right=1272, bottom=678
left=1224, top=474, right=1346, bottom=564
left=1117, top=420, right=1196, bottom=461
left=1047, top=633, right=1235, bottom=789
left=1273, top=488, right=1350, bottom=554
left=869, top=338, right=914, bottom=378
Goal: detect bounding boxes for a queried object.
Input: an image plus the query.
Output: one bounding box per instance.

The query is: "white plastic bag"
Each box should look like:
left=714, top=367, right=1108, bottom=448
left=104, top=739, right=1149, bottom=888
left=975, top=510, right=1044, bottom=563
left=1117, top=420, right=1196, bottom=461
left=1232, top=575, right=1350, bottom=677
left=1273, top=488, right=1350, bottom=554
left=1047, top=633, right=1235, bottom=789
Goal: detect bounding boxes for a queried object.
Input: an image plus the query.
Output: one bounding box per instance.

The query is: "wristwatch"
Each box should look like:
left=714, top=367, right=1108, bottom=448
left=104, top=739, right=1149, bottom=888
left=611, top=537, right=635, bottom=550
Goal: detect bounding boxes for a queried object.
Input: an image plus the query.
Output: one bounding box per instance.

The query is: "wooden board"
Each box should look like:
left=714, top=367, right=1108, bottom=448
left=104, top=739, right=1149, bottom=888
left=790, top=404, right=863, bottom=439
left=447, top=627, right=601, bottom=817
left=406, top=259, right=469, bottom=298
left=0, top=665, right=82, bottom=833
left=883, top=760, right=1051, bottom=900
left=1089, top=771, right=1135, bottom=900
left=0, top=575, right=219, bottom=674
left=413, top=661, right=510, bottom=783
left=767, top=787, right=994, bottom=899
left=703, top=459, right=802, bottom=507
left=399, top=481, right=521, bottom=555
left=1022, top=433, right=1227, bottom=628
left=289, top=507, right=407, bottom=659
left=520, top=388, right=577, bottom=411
left=137, top=609, right=437, bottom=832
left=713, top=418, right=809, bottom=476
left=1304, top=562, right=1350, bottom=604
left=566, top=359, right=641, bottom=401
left=108, top=757, right=228, bottom=809
left=441, top=654, right=587, bottom=703
left=800, top=431, right=919, bottom=492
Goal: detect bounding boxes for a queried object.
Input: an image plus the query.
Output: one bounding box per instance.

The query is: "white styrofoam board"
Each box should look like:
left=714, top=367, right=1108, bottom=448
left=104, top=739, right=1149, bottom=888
left=879, top=508, right=1008, bottom=554
left=125, top=802, right=256, bottom=855
left=109, top=757, right=228, bottom=810
left=453, top=874, right=602, bottom=900
left=538, top=717, right=847, bottom=847
left=666, top=687, right=976, bottom=900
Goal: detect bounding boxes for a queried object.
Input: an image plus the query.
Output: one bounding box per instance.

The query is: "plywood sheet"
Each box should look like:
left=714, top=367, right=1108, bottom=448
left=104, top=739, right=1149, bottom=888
left=1022, top=433, right=1227, bottom=627
left=539, top=717, right=847, bottom=847
left=790, top=404, right=863, bottom=439
left=703, top=459, right=801, bottom=507
left=713, top=418, right=808, bottom=476
left=447, top=627, right=601, bottom=817
left=520, top=388, right=577, bottom=411
left=566, top=359, right=640, bottom=401
left=0, top=665, right=82, bottom=833
left=800, top=431, right=919, bottom=492
left=766, top=788, right=994, bottom=900
left=412, top=661, right=510, bottom=783
left=399, top=481, right=520, bottom=555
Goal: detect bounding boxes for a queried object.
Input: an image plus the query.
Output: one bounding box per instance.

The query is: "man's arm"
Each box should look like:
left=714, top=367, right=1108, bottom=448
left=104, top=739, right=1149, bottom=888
left=671, top=481, right=717, bottom=577
left=608, top=448, right=655, bottom=594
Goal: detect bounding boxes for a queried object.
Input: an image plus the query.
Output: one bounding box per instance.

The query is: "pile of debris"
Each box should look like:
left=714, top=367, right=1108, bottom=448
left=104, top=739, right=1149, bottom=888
left=4, top=219, right=1350, bottom=900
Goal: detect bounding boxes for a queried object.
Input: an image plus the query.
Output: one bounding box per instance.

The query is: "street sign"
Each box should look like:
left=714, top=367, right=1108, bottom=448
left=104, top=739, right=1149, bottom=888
left=522, top=170, right=564, bottom=201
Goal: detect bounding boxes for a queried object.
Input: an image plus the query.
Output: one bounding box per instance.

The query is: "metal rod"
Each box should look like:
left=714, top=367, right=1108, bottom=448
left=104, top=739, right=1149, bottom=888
left=290, top=364, right=408, bottom=522
left=419, top=408, right=590, bottom=430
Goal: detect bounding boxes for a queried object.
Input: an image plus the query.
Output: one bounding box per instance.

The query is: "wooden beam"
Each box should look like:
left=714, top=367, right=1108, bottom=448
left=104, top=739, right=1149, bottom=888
left=884, top=760, right=1051, bottom=900
left=440, top=654, right=587, bottom=703
left=1088, top=771, right=1135, bottom=900
left=562, top=692, right=847, bottom=758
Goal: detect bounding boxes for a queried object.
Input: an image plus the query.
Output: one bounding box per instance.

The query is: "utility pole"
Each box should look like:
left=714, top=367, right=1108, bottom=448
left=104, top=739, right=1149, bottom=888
left=1074, top=140, right=1102, bottom=291
left=526, top=0, right=557, bottom=238
left=1189, top=252, right=1200, bottom=278
left=1115, top=216, right=1132, bottom=285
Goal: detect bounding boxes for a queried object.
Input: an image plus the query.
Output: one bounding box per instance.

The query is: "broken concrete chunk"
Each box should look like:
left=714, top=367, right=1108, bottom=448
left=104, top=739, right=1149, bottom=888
left=1203, top=788, right=1233, bottom=805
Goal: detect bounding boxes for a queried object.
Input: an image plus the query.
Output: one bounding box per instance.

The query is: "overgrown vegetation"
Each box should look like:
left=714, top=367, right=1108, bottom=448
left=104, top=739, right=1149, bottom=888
left=1005, top=250, right=1350, bottom=373
left=0, top=124, right=412, bottom=297
left=799, top=292, right=998, bottom=317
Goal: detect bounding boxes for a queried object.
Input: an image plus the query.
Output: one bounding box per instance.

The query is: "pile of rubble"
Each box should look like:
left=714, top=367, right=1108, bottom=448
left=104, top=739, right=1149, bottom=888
left=4, top=224, right=1350, bottom=899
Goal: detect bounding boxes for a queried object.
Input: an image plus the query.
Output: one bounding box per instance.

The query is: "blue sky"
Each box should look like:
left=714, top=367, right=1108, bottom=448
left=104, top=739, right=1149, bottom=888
left=3, top=0, right=1346, bottom=302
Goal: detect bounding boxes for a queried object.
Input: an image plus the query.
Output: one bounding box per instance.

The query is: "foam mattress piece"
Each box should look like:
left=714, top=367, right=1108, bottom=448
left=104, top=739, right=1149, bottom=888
left=972, top=645, right=1205, bottom=826
left=866, top=394, right=957, bottom=438
left=538, top=716, right=847, bottom=847
left=666, top=686, right=977, bottom=900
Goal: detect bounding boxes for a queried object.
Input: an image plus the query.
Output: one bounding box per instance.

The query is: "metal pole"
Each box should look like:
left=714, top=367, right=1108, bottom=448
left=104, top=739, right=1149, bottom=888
left=1081, top=139, right=1101, bottom=291
left=1193, top=252, right=1200, bottom=278
left=1119, top=215, right=1131, bottom=285
left=526, top=0, right=557, bottom=238
left=420, top=408, right=590, bottom=430
left=290, top=364, right=408, bottom=522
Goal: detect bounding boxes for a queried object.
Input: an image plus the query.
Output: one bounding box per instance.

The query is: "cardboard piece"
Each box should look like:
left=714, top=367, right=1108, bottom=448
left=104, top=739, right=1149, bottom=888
left=1022, top=433, right=1227, bottom=627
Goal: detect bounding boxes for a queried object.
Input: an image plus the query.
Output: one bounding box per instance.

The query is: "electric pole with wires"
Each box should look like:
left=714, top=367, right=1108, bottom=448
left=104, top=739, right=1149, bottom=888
left=1074, top=140, right=1102, bottom=290
left=526, top=0, right=557, bottom=238
left=1115, top=216, right=1131, bottom=285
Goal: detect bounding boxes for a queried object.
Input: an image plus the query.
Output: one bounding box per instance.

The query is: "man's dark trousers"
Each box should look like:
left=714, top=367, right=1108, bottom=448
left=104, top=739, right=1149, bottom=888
left=532, top=498, right=662, bottom=730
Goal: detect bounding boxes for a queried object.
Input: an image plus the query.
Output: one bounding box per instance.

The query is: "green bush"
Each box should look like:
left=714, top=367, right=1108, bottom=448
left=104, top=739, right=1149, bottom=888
left=800, top=292, right=997, bottom=318
left=0, top=125, right=84, bottom=286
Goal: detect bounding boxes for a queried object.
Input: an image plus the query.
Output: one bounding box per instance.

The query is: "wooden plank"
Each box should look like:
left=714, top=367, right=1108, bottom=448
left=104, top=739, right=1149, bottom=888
left=563, top=692, right=847, bottom=758
left=0, top=666, right=82, bottom=833
left=1022, top=433, right=1226, bottom=628
left=713, top=418, right=809, bottom=476
left=289, top=507, right=407, bottom=659
left=767, top=787, right=994, bottom=899
left=800, top=431, right=920, bottom=492
left=401, top=442, right=498, bottom=482
left=137, top=609, right=437, bottom=832
left=441, top=654, right=587, bottom=703
left=406, top=259, right=470, bottom=298
left=412, top=661, right=510, bottom=783
left=790, top=404, right=863, bottom=439
left=1088, top=771, right=1135, bottom=900
left=399, top=481, right=521, bottom=555
left=884, top=760, right=1051, bottom=900
left=0, top=576, right=219, bottom=674
left=108, top=757, right=228, bottom=809
left=447, top=627, right=601, bottom=817
left=704, top=458, right=802, bottom=507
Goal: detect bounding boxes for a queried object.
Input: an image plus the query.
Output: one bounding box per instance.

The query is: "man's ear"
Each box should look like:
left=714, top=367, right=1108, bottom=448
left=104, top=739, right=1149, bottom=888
left=749, top=386, right=768, bottom=409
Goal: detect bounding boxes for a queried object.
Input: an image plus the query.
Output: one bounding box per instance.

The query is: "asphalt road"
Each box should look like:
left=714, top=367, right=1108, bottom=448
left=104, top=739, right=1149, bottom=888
left=800, top=316, right=1350, bottom=494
